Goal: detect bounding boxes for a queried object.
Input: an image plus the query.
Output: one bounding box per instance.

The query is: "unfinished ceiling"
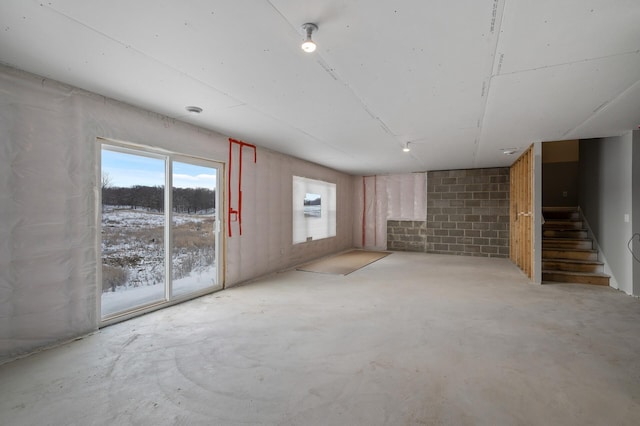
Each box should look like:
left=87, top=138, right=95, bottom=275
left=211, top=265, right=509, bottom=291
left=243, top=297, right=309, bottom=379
left=1, top=0, right=639, bottom=175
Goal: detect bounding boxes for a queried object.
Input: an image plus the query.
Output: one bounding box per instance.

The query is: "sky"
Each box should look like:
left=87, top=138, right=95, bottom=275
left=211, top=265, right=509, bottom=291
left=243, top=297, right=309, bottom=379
left=102, top=149, right=217, bottom=190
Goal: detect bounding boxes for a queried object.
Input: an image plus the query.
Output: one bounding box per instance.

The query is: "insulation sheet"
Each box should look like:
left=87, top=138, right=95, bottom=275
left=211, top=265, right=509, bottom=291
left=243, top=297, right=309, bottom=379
left=358, top=173, right=427, bottom=250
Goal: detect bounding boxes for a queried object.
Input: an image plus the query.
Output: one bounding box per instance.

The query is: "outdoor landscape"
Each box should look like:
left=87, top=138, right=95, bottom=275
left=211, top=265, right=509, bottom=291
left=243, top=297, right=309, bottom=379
left=303, top=192, right=321, bottom=218
left=101, top=185, right=216, bottom=315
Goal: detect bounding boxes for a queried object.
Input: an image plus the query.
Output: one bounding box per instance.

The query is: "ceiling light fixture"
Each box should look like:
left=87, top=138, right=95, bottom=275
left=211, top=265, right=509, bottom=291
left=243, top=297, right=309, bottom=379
left=185, top=106, right=203, bottom=114
left=301, top=23, right=318, bottom=53
left=403, top=142, right=411, bottom=152
left=502, top=148, right=517, bottom=155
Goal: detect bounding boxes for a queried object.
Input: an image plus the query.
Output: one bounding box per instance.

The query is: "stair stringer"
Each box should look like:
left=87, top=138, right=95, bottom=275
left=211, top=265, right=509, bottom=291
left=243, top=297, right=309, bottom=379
left=578, top=207, right=620, bottom=291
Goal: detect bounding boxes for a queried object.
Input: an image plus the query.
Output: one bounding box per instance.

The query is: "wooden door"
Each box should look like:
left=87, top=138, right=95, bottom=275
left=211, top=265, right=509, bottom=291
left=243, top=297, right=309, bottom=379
left=510, top=145, right=534, bottom=279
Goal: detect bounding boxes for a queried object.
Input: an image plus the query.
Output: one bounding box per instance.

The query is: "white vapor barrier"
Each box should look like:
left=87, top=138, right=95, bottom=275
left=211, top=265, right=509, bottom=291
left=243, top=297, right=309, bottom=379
left=362, top=176, right=378, bottom=248
left=386, top=173, right=427, bottom=220
left=226, top=150, right=354, bottom=284
left=356, top=173, right=427, bottom=250
left=0, top=65, right=354, bottom=363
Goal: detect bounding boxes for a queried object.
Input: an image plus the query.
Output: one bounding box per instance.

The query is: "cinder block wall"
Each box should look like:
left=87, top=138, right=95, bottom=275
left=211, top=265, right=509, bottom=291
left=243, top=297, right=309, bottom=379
left=387, top=220, right=427, bottom=252
left=426, top=168, right=510, bottom=257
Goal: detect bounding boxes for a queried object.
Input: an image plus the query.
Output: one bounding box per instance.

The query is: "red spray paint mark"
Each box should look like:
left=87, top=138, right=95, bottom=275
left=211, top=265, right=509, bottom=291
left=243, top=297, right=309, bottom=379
left=228, top=138, right=257, bottom=237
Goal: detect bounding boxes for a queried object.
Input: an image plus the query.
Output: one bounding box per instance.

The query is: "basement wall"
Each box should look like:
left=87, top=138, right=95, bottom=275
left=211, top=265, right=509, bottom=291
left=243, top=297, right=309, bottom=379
left=425, top=168, right=510, bottom=258
left=352, top=174, right=427, bottom=250
left=578, top=134, right=634, bottom=295
left=0, top=65, right=354, bottom=363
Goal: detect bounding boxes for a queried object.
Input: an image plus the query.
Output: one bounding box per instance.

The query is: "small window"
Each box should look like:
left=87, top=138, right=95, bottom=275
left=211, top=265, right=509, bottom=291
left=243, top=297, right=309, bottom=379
left=293, top=176, right=336, bottom=244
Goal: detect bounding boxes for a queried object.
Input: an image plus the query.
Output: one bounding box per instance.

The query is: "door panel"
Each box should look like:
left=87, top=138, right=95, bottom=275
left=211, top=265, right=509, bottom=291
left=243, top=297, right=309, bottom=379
left=100, top=148, right=167, bottom=317
left=171, top=160, right=221, bottom=297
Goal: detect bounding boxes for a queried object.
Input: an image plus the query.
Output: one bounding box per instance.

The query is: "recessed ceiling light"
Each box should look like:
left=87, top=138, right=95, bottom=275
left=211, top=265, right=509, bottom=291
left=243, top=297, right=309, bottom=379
left=501, top=148, right=517, bottom=155
left=403, top=142, right=411, bottom=152
left=185, top=106, right=203, bottom=114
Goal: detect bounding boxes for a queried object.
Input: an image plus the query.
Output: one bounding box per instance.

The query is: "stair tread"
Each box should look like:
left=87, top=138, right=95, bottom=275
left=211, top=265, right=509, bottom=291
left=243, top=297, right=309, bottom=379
left=543, top=247, right=597, bottom=252
left=542, top=270, right=609, bottom=277
left=543, top=258, right=603, bottom=265
left=543, top=238, right=591, bottom=242
left=543, top=207, right=579, bottom=211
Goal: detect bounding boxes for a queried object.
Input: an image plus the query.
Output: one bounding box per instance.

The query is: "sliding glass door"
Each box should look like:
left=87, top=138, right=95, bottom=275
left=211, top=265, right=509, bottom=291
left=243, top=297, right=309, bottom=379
left=100, top=144, right=222, bottom=321
left=171, top=159, right=221, bottom=297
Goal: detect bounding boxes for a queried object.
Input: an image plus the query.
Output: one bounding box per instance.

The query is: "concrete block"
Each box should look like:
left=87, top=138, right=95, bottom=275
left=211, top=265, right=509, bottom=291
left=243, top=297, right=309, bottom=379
left=473, top=176, right=491, bottom=184
left=465, top=184, right=483, bottom=192
left=472, top=222, right=490, bottom=230
left=457, top=176, right=475, bottom=184
left=491, top=238, right=507, bottom=247
left=473, top=192, right=490, bottom=200
left=482, top=230, right=498, bottom=238
left=448, top=170, right=467, bottom=177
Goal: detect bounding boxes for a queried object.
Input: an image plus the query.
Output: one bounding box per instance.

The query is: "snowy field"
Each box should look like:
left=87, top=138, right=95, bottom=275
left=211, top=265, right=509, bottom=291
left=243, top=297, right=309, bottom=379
left=101, top=207, right=217, bottom=316
left=304, top=205, right=321, bottom=218
left=101, top=264, right=217, bottom=316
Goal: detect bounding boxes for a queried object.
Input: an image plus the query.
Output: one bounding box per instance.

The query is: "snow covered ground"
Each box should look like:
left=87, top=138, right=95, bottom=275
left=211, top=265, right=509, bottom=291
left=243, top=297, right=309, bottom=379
left=101, top=264, right=217, bottom=316
left=101, top=207, right=217, bottom=316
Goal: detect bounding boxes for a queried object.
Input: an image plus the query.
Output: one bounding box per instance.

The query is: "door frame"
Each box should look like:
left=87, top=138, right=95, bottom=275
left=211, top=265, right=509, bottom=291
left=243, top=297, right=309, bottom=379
left=509, top=142, right=542, bottom=283
left=97, top=137, right=225, bottom=326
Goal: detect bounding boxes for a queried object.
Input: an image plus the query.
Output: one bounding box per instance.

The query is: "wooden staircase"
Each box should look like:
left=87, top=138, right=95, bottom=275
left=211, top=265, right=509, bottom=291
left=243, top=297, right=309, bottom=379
left=542, top=207, right=610, bottom=286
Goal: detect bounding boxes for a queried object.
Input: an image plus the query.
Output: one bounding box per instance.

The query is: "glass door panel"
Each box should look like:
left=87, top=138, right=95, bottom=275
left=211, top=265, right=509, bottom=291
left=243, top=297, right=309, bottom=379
left=101, top=148, right=166, bottom=317
left=171, top=160, right=220, bottom=297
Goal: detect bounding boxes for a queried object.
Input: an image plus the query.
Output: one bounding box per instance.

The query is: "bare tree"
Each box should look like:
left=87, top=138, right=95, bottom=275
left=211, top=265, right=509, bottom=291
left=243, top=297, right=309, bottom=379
left=101, top=172, right=112, bottom=190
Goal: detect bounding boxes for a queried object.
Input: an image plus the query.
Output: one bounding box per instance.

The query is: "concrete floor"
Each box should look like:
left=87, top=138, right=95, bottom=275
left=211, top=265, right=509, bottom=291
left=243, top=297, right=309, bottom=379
left=1, top=252, right=639, bottom=425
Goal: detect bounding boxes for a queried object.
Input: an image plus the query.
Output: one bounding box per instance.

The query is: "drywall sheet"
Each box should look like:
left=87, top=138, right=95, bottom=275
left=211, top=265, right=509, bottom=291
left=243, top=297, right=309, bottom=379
left=358, top=173, right=427, bottom=250
left=578, top=135, right=634, bottom=294
left=0, top=64, right=354, bottom=363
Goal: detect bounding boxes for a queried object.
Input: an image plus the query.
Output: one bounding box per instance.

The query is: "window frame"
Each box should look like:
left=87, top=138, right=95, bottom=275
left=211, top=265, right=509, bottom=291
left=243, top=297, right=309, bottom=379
left=292, top=175, right=337, bottom=244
